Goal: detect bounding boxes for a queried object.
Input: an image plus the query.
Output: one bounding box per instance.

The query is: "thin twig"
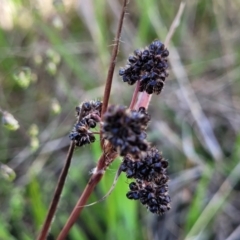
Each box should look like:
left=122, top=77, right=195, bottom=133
left=101, top=0, right=128, bottom=117
left=134, top=1, right=186, bottom=110
left=37, top=141, right=75, bottom=240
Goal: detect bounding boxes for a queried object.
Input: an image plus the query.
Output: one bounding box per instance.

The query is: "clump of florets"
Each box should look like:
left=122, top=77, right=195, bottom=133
left=75, top=100, right=102, bottom=119
left=119, top=40, right=169, bottom=95
left=69, top=100, right=102, bottom=147
left=69, top=122, right=96, bottom=147
left=126, top=179, right=171, bottom=215
left=121, top=147, right=171, bottom=215
left=102, top=105, right=150, bottom=157
left=121, top=148, right=168, bottom=182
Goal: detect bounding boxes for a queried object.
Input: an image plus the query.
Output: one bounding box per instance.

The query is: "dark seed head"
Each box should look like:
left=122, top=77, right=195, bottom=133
left=126, top=191, right=140, bottom=200
left=129, top=182, right=138, bottom=191
left=119, top=40, right=169, bottom=95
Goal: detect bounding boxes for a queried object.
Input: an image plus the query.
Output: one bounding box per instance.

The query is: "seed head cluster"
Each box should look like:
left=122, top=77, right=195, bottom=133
left=119, top=40, right=169, bottom=95
left=122, top=148, right=171, bottom=215
left=102, top=105, right=150, bottom=157
left=68, top=39, right=171, bottom=216
left=69, top=100, right=102, bottom=147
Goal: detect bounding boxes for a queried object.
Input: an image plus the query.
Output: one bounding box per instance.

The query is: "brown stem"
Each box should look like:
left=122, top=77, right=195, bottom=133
left=56, top=152, right=117, bottom=240
left=37, top=105, right=86, bottom=240
left=100, top=0, right=128, bottom=118
left=37, top=141, right=75, bottom=240
left=38, top=1, right=129, bottom=239
left=100, top=0, right=128, bottom=149
left=129, top=81, right=140, bottom=110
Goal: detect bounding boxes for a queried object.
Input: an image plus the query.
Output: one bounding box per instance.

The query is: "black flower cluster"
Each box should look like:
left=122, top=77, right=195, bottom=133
left=69, top=100, right=102, bottom=147
left=121, top=148, right=171, bottom=215
left=119, top=40, right=169, bottom=95
left=102, top=105, right=150, bottom=157
left=75, top=100, right=102, bottom=118
left=127, top=180, right=170, bottom=215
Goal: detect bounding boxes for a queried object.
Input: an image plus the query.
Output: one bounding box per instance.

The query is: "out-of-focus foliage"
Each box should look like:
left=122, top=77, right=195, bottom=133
left=1, top=111, right=19, bottom=131
left=0, top=164, right=16, bottom=181
left=0, top=0, right=240, bottom=240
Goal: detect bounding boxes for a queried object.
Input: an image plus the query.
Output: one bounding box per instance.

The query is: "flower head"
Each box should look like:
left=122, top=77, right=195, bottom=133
left=121, top=147, right=171, bottom=215
left=127, top=179, right=171, bottom=215
left=69, top=100, right=102, bottom=147
left=119, top=40, right=169, bottom=95
left=102, top=105, right=150, bottom=157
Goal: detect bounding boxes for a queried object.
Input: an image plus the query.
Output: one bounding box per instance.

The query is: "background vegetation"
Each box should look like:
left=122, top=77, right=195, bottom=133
left=1, top=0, right=240, bottom=239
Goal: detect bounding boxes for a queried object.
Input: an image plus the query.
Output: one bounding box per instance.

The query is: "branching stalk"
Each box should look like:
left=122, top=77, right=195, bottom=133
left=55, top=1, right=128, bottom=238
left=50, top=2, right=185, bottom=239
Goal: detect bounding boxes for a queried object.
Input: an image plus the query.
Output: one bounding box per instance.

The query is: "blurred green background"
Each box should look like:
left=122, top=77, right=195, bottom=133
left=1, top=0, right=240, bottom=239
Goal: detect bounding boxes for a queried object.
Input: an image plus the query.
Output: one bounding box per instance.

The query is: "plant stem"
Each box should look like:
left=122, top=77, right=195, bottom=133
left=100, top=0, right=127, bottom=150
left=129, top=81, right=140, bottom=110
left=134, top=91, right=151, bottom=110
left=100, top=0, right=128, bottom=118
left=41, top=1, right=127, bottom=236
left=37, top=105, right=86, bottom=239
left=56, top=151, right=117, bottom=240
left=37, top=141, right=75, bottom=240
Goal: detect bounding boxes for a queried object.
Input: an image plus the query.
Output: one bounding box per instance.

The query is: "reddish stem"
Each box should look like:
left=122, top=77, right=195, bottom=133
left=129, top=81, right=140, bottom=110
left=56, top=173, right=103, bottom=240
left=100, top=0, right=128, bottom=149
left=134, top=91, right=152, bottom=110
left=56, top=151, right=117, bottom=240
left=37, top=141, right=75, bottom=240
left=37, top=105, right=86, bottom=240
left=101, top=0, right=128, bottom=117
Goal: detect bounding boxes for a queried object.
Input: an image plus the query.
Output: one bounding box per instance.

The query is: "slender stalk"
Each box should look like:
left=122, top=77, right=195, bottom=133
left=56, top=151, right=117, bottom=240
left=56, top=172, right=103, bottom=240
left=37, top=141, right=75, bottom=240
left=37, top=106, right=86, bottom=239
left=100, top=0, right=128, bottom=118
left=129, top=81, right=140, bottom=110
left=134, top=91, right=151, bottom=110
left=100, top=0, right=127, bottom=149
